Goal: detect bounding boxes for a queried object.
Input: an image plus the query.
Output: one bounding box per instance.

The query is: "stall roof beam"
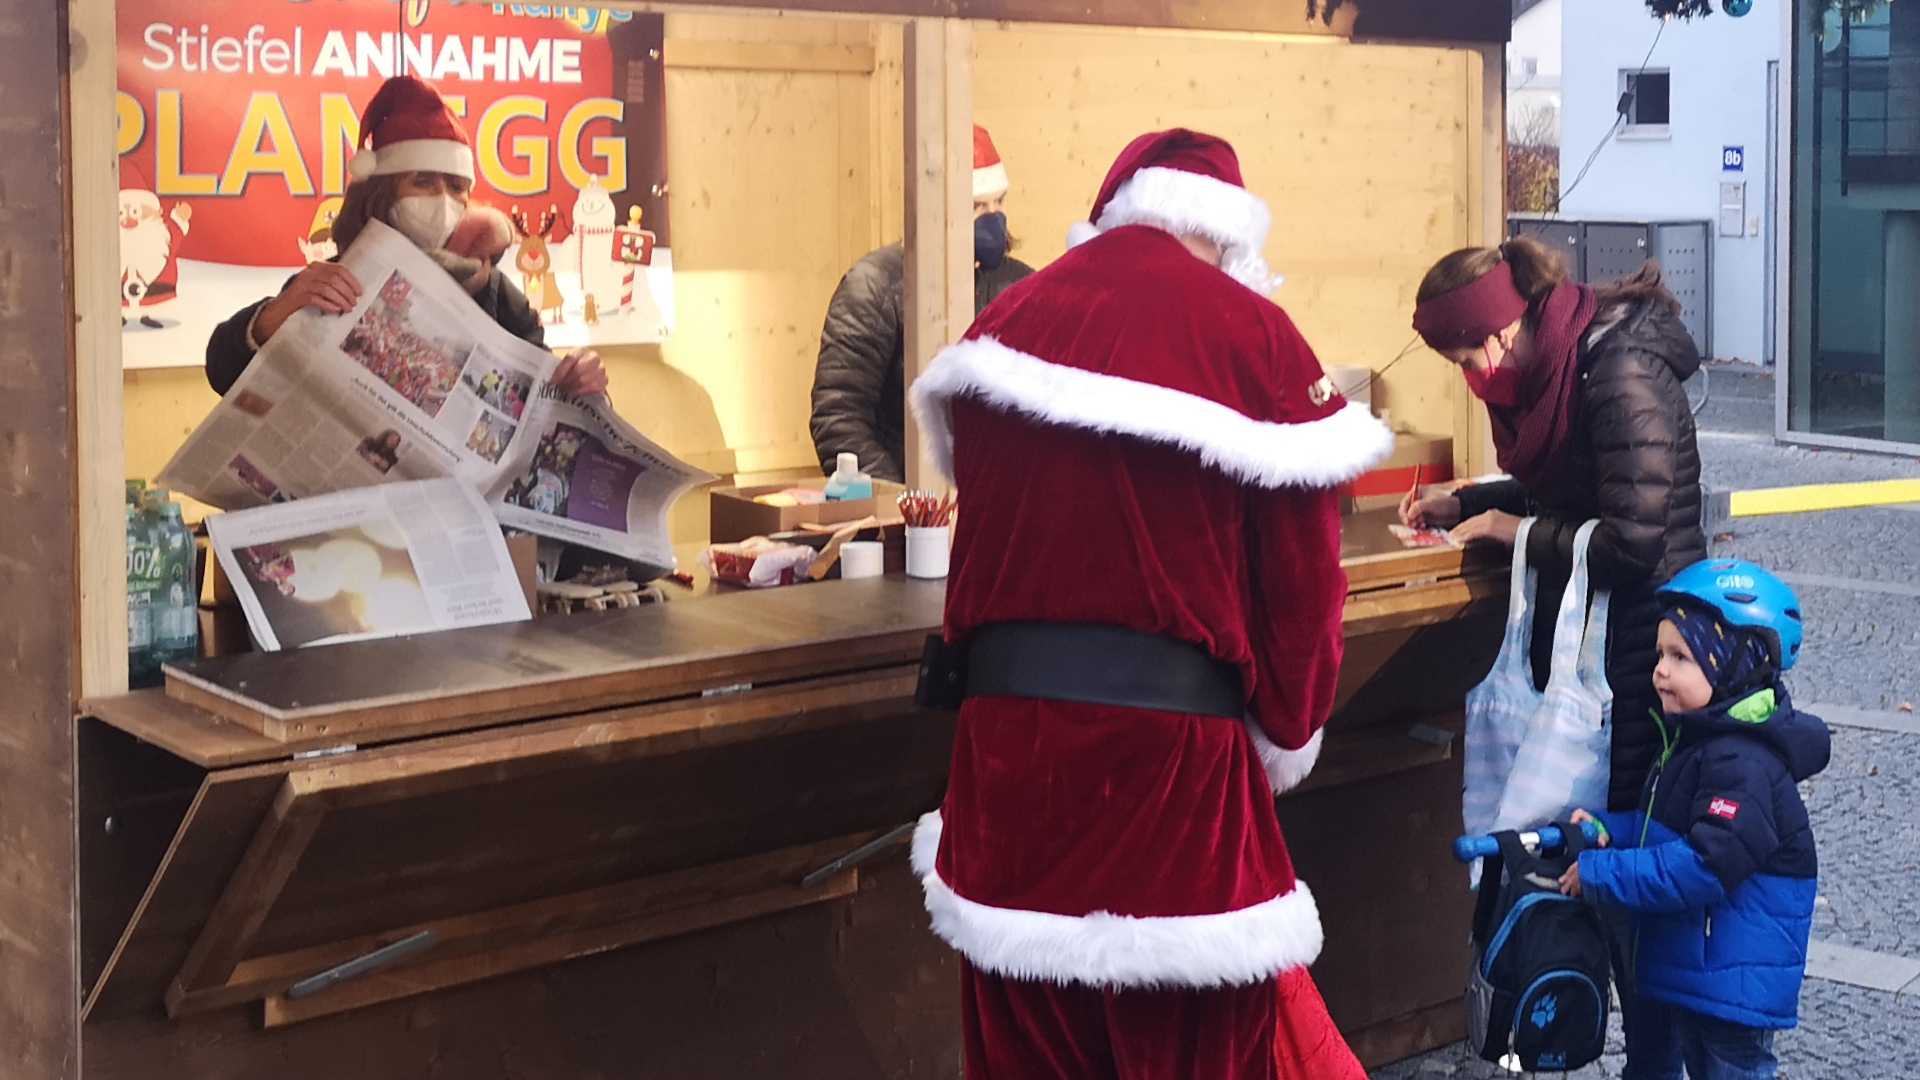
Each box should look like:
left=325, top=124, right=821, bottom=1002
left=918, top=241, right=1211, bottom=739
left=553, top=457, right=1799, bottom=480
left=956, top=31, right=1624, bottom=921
left=610, top=0, right=1510, bottom=45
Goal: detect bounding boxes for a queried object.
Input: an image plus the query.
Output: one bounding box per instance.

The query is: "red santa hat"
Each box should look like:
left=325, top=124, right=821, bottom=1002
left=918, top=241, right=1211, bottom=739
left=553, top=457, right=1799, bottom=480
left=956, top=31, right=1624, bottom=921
left=973, top=125, right=1009, bottom=200
left=118, top=159, right=161, bottom=213
left=119, top=157, right=153, bottom=195
left=1065, top=129, right=1279, bottom=294
left=348, top=75, right=475, bottom=184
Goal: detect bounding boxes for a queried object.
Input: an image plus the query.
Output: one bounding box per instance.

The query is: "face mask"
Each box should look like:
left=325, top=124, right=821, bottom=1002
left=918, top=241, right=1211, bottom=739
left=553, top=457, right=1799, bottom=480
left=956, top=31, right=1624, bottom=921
left=389, top=194, right=463, bottom=251
left=974, top=212, right=1008, bottom=271
left=1462, top=342, right=1525, bottom=407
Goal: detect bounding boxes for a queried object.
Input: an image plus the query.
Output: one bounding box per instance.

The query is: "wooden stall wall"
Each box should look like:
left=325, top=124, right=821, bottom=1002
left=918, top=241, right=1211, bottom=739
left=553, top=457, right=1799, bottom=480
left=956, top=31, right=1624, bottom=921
left=0, top=0, right=84, bottom=1073
left=119, top=13, right=909, bottom=542
left=655, top=14, right=905, bottom=485
left=973, top=25, right=1482, bottom=442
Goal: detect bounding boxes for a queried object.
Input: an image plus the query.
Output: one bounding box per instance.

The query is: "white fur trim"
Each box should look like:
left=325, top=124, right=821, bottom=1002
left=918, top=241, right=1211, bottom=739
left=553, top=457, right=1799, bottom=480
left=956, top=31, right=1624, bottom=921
left=1065, top=220, right=1102, bottom=249
left=366, top=139, right=476, bottom=182
left=1091, top=167, right=1281, bottom=294
left=911, top=810, right=943, bottom=877
left=909, top=336, right=1394, bottom=489
left=1245, top=724, right=1324, bottom=794
left=348, top=148, right=378, bottom=182
left=911, top=811, right=1322, bottom=988
left=974, top=161, right=1009, bottom=199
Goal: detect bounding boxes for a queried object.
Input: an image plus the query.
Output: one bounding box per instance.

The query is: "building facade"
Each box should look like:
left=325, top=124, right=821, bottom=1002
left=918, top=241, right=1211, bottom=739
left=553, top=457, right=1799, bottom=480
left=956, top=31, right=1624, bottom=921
left=1511, top=0, right=1563, bottom=144
left=1561, top=0, right=1781, bottom=366
left=1788, top=0, right=1920, bottom=447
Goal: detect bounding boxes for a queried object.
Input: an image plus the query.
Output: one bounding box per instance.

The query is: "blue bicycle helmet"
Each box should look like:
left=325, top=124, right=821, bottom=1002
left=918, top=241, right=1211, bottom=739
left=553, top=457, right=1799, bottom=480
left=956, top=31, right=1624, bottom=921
left=1657, top=559, right=1803, bottom=671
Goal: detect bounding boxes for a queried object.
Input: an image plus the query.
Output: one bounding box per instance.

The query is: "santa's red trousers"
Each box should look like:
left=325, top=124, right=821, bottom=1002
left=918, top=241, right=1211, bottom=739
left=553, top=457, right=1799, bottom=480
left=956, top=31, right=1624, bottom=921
left=960, top=961, right=1368, bottom=1080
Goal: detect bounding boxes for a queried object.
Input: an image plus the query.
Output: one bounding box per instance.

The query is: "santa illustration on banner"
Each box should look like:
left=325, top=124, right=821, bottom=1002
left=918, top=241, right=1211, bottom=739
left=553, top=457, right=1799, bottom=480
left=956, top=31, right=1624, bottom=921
left=119, top=162, right=193, bottom=330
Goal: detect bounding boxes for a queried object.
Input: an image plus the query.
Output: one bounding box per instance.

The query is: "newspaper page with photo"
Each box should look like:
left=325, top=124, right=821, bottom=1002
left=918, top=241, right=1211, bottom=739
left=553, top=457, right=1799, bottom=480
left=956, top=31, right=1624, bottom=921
left=158, top=219, right=562, bottom=506
left=205, top=478, right=531, bottom=652
left=159, top=220, right=711, bottom=564
left=490, top=387, right=711, bottom=569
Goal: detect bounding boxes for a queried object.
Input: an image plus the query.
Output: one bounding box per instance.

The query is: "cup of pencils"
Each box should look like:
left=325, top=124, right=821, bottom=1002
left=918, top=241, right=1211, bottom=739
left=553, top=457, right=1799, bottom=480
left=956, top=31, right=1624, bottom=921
left=898, top=490, right=955, bottom=579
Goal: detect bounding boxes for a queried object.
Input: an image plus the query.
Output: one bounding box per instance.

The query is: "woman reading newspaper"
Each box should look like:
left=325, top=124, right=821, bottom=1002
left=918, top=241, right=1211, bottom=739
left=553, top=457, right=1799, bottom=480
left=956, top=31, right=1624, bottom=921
left=205, top=75, right=607, bottom=400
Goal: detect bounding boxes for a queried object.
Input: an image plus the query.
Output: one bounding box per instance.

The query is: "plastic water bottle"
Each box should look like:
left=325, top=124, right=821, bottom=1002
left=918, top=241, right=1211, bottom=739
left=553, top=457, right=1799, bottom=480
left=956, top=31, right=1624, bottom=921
left=823, top=452, right=873, bottom=501
left=126, top=501, right=162, bottom=688
left=153, top=501, right=199, bottom=670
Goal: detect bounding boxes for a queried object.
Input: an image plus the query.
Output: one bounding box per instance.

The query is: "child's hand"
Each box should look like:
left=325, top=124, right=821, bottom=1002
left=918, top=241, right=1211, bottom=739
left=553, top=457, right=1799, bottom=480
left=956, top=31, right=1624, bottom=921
left=1558, top=862, right=1583, bottom=898
left=1570, top=808, right=1609, bottom=848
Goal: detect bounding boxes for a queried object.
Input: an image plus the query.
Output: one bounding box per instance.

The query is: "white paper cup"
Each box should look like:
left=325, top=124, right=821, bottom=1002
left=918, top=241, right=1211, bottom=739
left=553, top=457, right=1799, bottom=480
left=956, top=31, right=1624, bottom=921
left=905, top=526, right=950, bottom=579
left=840, top=541, right=885, bottom=580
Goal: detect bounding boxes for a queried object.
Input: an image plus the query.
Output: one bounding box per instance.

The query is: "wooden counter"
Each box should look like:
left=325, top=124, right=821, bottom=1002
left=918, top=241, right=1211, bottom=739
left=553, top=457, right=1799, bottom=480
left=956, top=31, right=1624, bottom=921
left=77, top=516, right=1504, bottom=1078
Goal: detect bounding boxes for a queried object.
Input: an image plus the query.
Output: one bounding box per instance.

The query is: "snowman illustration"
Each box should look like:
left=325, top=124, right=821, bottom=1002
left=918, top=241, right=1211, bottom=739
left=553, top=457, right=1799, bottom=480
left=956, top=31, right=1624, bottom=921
left=569, top=178, right=623, bottom=325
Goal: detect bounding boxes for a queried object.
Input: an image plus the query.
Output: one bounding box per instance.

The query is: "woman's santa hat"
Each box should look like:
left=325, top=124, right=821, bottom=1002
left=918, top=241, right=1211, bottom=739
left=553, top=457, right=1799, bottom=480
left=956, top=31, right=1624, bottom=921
left=973, top=125, right=1009, bottom=199
left=348, top=76, right=475, bottom=183
left=1065, top=128, right=1280, bottom=294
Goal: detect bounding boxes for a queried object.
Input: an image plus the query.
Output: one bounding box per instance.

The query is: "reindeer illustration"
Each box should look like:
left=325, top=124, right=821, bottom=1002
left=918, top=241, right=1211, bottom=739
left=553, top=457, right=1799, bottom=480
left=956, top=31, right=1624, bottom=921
left=510, top=205, right=564, bottom=323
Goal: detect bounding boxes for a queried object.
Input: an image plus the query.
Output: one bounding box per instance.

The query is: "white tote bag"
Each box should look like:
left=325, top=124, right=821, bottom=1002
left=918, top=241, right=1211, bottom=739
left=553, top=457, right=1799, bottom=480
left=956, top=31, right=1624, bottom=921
left=1463, top=519, right=1615, bottom=839
left=1461, top=517, right=1541, bottom=841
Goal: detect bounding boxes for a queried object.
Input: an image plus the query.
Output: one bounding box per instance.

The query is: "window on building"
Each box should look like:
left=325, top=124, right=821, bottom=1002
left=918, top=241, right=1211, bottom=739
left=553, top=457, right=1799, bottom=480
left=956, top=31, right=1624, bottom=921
left=1619, top=69, right=1671, bottom=135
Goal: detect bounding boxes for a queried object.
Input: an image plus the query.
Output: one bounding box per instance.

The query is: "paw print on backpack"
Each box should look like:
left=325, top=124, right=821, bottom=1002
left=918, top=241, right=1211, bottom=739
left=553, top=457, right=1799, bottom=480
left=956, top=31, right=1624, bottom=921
left=1531, top=993, right=1558, bottom=1029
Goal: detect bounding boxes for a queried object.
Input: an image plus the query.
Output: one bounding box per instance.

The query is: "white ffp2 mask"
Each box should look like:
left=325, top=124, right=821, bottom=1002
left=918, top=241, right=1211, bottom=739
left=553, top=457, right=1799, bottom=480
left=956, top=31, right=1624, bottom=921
left=389, top=194, right=463, bottom=251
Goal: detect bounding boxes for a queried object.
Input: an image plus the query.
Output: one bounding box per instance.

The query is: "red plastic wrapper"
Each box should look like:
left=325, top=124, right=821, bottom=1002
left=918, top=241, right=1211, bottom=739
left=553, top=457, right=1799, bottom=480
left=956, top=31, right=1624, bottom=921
left=701, top=538, right=816, bottom=587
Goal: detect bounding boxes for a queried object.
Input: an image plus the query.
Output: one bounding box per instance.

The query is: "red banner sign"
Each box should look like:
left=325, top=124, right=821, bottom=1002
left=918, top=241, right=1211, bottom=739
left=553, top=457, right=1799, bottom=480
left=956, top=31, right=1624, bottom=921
left=117, top=1, right=670, bottom=367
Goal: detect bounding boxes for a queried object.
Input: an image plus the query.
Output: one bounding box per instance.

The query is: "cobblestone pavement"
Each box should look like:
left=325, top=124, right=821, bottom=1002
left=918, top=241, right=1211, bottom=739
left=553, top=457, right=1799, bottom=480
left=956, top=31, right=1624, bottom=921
left=1371, top=366, right=1920, bottom=1079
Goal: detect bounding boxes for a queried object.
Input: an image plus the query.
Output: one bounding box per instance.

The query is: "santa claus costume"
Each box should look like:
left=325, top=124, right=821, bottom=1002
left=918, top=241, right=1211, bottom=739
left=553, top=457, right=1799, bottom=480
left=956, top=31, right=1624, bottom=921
left=908, top=129, right=1394, bottom=1080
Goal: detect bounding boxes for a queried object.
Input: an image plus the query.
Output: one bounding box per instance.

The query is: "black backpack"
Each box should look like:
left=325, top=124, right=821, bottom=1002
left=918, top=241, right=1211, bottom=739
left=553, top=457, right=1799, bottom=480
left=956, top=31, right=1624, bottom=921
left=1465, top=825, right=1612, bottom=1073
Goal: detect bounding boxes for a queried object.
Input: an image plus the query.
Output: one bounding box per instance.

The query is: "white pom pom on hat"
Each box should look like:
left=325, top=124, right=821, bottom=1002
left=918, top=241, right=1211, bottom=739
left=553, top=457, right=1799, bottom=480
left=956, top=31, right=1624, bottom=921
left=1067, top=128, right=1281, bottom=294
left=1065, top=220, right=1102, bottom=249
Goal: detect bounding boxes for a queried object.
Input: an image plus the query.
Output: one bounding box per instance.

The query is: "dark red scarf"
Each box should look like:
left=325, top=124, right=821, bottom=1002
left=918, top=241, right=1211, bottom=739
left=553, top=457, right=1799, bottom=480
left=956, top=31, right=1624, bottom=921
left=1488, top=282, right=1597, bottom=491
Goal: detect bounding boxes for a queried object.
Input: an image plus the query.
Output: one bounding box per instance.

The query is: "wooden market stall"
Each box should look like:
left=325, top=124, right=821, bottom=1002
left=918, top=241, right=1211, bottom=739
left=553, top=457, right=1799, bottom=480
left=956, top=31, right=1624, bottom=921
left=1, top=0, right=1512, bottom=1076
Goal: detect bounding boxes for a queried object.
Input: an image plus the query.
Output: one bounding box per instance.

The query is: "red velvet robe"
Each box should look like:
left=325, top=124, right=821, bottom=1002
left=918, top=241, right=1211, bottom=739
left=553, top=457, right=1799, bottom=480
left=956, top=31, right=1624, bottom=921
left=908, top=225, right=1393, bottom=996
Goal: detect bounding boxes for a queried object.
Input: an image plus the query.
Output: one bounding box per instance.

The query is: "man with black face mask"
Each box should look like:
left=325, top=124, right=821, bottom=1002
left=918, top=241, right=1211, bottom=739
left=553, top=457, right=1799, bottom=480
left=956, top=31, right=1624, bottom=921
left=810, top=125, right=1033, bottom=482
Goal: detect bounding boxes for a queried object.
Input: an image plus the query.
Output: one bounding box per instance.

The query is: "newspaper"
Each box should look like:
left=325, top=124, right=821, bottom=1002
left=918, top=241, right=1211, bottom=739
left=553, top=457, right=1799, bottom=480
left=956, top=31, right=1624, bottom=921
left=159, top=219, right=712, bottom=568
left=205, top=479, right=531, bottom=652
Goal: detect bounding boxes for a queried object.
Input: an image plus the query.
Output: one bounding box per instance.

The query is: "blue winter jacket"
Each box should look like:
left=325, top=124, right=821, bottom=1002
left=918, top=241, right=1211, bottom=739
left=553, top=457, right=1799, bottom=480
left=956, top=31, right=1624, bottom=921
left=1578, top=684, right=1829, bottom=1029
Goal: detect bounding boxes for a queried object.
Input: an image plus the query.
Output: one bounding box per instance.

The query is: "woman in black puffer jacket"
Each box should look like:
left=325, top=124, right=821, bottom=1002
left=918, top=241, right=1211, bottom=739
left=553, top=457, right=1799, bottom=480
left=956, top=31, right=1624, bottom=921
left=1402, top=236, right=1704, bottom=812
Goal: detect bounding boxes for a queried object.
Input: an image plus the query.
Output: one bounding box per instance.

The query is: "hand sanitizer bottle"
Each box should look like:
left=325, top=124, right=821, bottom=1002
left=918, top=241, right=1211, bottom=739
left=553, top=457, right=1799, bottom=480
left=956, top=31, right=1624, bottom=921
left=823, top=453, right=873, bottom=501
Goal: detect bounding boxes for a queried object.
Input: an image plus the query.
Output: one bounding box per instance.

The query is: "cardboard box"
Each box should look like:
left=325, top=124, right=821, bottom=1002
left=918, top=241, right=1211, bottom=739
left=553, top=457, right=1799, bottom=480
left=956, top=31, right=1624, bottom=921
left=505, top=534, right=540, bottom=616
left=709, top=479, right=907, bottom=544
left=1342, top=434, right=1453, bottom=499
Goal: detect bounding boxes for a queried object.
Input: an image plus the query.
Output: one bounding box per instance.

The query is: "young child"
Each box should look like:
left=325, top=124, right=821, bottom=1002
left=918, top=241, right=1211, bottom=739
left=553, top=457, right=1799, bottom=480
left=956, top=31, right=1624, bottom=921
left=1558, top=558, right=1828, bottom=1080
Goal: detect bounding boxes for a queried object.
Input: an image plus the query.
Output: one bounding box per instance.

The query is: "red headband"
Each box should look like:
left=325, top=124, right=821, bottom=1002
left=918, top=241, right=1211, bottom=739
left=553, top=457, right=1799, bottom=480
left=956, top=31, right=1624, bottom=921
left=1412, top=261, right=1529, bottom=350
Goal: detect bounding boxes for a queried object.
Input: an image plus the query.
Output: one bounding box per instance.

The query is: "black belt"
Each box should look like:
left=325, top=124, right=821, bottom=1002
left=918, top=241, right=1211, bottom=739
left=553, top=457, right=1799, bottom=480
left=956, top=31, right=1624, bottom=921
left=914, top=622, right=1245, bottom=719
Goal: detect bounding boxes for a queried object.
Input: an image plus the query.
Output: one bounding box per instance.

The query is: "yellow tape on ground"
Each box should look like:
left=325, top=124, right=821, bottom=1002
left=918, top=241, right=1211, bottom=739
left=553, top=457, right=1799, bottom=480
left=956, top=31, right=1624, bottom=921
left=1728, top=478, right=1920, bottom=517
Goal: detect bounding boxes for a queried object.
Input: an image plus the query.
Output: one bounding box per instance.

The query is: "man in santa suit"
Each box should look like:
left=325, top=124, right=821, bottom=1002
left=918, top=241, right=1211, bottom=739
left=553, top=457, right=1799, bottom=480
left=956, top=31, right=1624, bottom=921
left=908, top=129, right=1394, bottom=1080
left=119, top=186, right=191, bottom=328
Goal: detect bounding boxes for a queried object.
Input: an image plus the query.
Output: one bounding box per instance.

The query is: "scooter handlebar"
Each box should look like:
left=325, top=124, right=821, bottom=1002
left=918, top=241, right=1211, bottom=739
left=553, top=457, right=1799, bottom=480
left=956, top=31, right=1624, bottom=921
left=1452, top=821, right=1602, bottom=863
